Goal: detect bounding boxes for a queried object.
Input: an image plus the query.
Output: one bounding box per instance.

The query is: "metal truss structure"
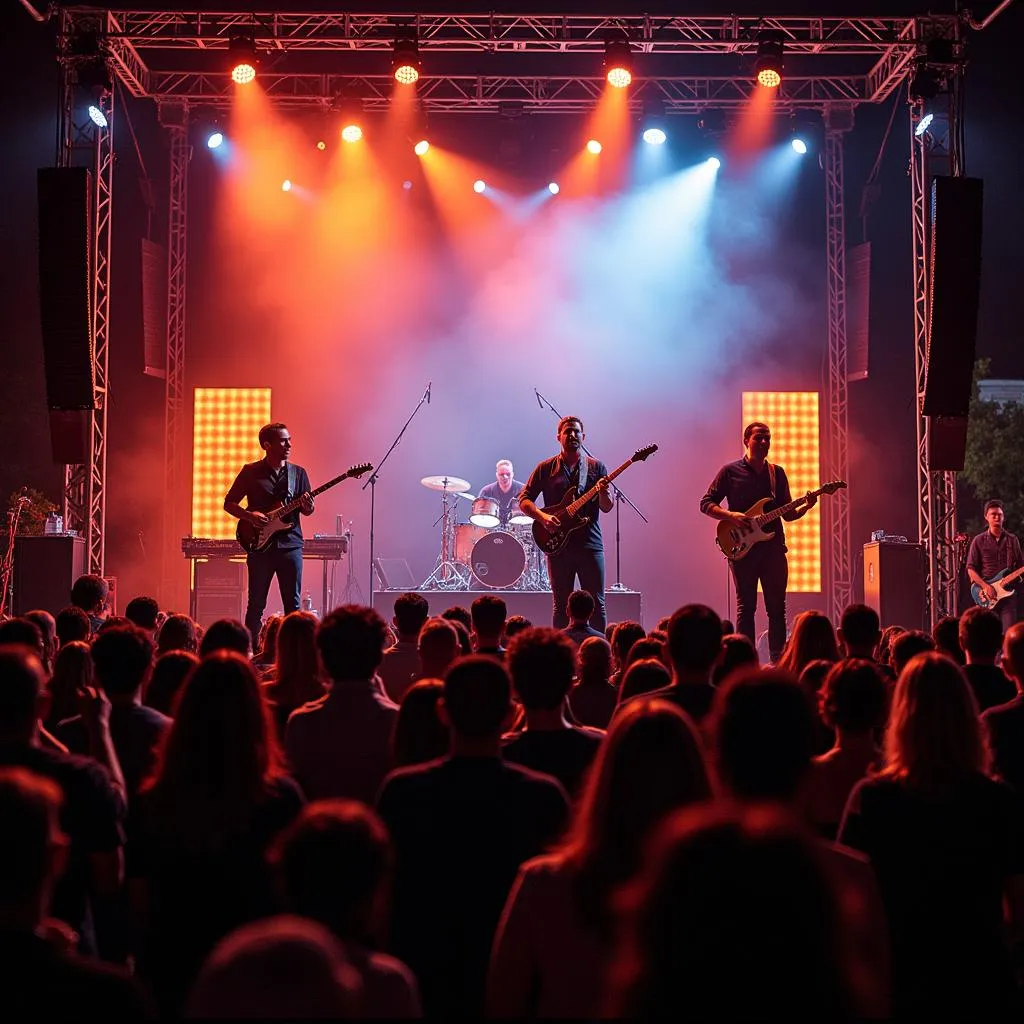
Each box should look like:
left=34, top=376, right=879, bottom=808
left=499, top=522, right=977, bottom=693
left=823, top=118, right=852, bottom=626
left=909, top=16, right=967, bottom=624
left=55, top=6, right=970, bottom=613
left=57, top=8, right=113, bottom=577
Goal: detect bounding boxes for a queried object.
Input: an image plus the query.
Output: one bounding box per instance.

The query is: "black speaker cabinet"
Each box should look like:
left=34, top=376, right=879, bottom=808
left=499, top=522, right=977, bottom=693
left=193, top=560, right=246, bottom=628
left=12, top=535, right=87, bottom=616
left=37, top=167, right=96, bottom=412
left=863, top=541, right=926, bottom=631
left=922, top=176, right=984, bottom=418
left=927, top=414, right=969, bottom=472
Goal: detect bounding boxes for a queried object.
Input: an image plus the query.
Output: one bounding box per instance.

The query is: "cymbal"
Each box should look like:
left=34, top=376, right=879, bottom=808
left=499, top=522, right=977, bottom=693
left=421, top=475, right=471, bottom=493
left=457, top=491, right=476, bottom=501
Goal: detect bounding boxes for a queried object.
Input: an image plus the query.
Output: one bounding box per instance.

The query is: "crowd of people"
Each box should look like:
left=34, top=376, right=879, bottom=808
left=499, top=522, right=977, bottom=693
left=1, top=572, right=1023, bottom=1018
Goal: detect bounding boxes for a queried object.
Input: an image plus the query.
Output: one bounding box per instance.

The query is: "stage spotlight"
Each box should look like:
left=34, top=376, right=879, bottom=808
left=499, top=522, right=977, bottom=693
left=642, top=127, right=667, bottom=145
left=914, top=112, right=935, bottom=138
left=207, top=131, right=224, bottom=149
left=473, top=179, right=486, bottom=193
left=341, top=124, right=363, bottom=143
left=755, top=30, right=784, bottom=89
left=229, top=35, right=259, bottom=85
left=392, top=35, right=421, bottom=85
left=281, top=179, right=292, bottom=192
left=707, top=156, right=722, bottom=169
left=548, top=182, right=560, bottom=195
left=586, top=139, right=603, bottom=154
left=402, top=180, right=413, bottom=190
left=604, top=39, right=633, bottom=89
left=414, top=139, right=430, bottom=156
left=316, top=139, right=326, bottom=151
left=87, top=104, right=108, bottom=129
left=791, top=137, right=807, bottom=154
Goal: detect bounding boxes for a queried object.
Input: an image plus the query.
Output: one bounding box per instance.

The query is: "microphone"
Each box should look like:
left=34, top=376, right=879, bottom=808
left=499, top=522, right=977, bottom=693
left=425, top=382, right=432, bottom=405
left=535, top=388, right=543, bottom=409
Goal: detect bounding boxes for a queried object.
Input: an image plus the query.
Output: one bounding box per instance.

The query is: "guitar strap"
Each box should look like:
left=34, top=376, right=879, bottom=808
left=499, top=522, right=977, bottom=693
left=287, top=463, right=297, bottom=504
left=578, top=456, right=589, bottom=495
left=767, top=462, right=777, bottom=500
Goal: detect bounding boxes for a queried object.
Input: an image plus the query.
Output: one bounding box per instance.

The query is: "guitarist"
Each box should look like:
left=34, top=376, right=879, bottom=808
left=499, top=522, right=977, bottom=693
left=700, top=422, right=816, bottom=662
left=967, top=500, right=1022, bottom=633
left=519, top=416, right=613, bottom=631
left=224, top=423, right=315, bottom=644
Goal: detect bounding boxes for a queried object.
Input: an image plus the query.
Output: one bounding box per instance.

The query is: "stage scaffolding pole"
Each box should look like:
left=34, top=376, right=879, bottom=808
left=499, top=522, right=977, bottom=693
left=160, top=103, right=190, bottom=609
left=910, top=15, right=964, bottom=626
left=823, top=109, right=853, bottom=625
left=57, top=7, right=113, bottom=577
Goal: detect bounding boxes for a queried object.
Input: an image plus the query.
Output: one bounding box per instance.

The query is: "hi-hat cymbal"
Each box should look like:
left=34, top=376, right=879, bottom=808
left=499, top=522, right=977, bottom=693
left=457, top=491, right=476, bottom=501
left=421, top=475, right=471, bottom=493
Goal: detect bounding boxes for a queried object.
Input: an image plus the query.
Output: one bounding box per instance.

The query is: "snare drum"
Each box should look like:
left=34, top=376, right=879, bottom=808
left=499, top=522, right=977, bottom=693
left=470, top=497, right=500, bottom=528
left=508, top=509, right=533, bottom=525
left=470, top=532, right=527, bottom=589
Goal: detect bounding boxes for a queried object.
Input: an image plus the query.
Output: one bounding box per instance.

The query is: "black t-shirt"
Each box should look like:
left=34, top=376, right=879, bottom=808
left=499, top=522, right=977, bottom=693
left=0, top=930, right=152, bottom=1020
left=0, top=744, right=124, bottom=953
left=626, top=680, right=717, bottom=725
left=563, top=623, right=606, bottom=645
left=377, top=756, right=569, bottom=1018
left=520, top=455, right=609, bottom=552
left=983, top=694, right=1024, bottom=795
left=478, top=480, right=525, bottom=522
left=58, top=703, right=172, bottom=798
left=963, top=663, right=1016, bottom=714
left=128, top=774, right=304, bottom=1015
left=839, top=773, right=1024, bottom=1015
left=700, top=458, right=794, bottom=546
left=501, top=726, right=604, bottom=797
left=224, top=460, right=312, bottom=550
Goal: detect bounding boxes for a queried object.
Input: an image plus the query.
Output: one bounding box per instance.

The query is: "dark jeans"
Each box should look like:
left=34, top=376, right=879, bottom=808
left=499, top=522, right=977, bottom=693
left=998, top=591, right=1019, bottom=635
left=548, top=547, right=606, bottom=632
left=245, top=545, right=303, bottom=644
left=731, top=541, right=788, bottom=662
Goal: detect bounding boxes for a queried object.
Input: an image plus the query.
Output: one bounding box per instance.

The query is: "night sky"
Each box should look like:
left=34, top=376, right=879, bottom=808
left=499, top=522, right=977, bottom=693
left=2, top=1, right=1022, bottom=621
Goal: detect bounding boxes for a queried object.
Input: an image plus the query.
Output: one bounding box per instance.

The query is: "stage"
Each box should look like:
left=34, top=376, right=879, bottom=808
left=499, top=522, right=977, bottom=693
left=372, top=588, right=643, bottom=627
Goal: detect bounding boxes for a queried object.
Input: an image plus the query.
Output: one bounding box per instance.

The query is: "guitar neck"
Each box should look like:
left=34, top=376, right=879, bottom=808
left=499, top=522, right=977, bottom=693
left=271, top=473, right=347, bottom=521
left=565, top=458, right=633, bottom=517
left=1000, top=565, right=1024, bottom=587
left=757, top=486, right=827, bottom=526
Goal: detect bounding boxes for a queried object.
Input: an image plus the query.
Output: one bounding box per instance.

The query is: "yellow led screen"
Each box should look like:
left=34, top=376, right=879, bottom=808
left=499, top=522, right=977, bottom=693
left=191, top=388, right=272, bottom=539
left=741, top=392, right=821, bottom=593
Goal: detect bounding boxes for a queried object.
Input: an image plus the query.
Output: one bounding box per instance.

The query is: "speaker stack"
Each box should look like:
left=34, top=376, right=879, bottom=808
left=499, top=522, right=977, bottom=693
left=863, top=541, right=926, bottom=631
left=193, top=560, right=246, bottom=628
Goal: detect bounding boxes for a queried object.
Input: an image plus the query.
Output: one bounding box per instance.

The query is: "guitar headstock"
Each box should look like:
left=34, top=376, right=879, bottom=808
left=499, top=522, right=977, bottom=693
left=347, top=463, right=374, bottom=479
left=821, top=480, right=847, bottom=494
left=632, top=444, right=658, bottom=463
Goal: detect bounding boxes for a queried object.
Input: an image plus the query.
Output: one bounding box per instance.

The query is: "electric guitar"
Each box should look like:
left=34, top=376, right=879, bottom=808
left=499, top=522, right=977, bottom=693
left=715, top=480, right=847, bottom=562
left=532, top=444, right=658, bottom=555
left=970, top=565, right=1024, bottom=610
left=236, top=463, right=372, bottom=554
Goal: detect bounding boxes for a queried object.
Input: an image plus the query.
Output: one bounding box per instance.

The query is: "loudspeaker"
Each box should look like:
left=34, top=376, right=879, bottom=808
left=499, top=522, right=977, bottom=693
left=927, top=414, right=969, bottom=472
left=863, top=541, right=926, bottom=631
left=37, top=167, right=96, bottom=412
left=48, top=409, right=91, bottom=465
left=922, top=176, right=984, bottom=417
left=12, top=535, right=87, bottom=616
left=194, top=560, right=245, bottom=628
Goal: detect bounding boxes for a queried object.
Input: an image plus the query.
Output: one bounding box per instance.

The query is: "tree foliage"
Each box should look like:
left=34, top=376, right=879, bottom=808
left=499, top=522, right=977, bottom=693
left=959, top=359, right=1024, bottom=534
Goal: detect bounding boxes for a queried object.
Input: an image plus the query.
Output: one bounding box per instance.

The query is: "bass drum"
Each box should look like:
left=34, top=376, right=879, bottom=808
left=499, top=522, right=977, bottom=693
left=470, top=531, right=527, bottom=589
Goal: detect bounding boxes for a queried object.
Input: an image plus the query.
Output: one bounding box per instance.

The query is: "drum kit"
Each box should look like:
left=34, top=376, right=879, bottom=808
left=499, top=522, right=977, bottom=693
left=418, top=474, right=550, bottom=592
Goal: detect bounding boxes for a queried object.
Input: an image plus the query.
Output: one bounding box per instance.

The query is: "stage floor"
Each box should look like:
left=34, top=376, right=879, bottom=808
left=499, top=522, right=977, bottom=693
left=372, top=588, right=643, bottom=627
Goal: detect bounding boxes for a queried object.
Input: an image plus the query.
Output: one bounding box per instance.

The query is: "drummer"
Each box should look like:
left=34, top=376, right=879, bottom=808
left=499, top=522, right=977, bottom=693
left=478, top=459, right=527, bottom=525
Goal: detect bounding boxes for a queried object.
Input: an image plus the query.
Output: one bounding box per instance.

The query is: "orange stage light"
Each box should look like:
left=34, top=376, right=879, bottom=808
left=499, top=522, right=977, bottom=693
left=191, top=388, right=272, bottom=539
left=741, top=391, right=822, bottom=593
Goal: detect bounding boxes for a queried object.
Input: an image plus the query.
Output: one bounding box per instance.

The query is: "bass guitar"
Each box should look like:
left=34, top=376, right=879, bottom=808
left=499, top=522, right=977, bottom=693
left=970, top=565, right=1024, bottom=610
left=532, top=444, right=658, bottom=555
left=715, top=480, right=846, bottom=562
left=236, top=463, right=372, bottom=554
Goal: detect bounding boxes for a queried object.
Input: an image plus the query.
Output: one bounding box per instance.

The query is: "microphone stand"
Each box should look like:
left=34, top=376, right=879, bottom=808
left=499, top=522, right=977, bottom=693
left=533, top=388, right=648, bottom=592
left=0, top=497, right=30, bottom=620
left=362, top=383, right=431, bottom=605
